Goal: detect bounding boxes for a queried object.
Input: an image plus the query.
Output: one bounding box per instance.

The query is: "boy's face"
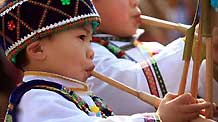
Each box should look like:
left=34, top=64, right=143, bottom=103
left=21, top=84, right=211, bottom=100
left=40, top=24, right=94, bottom=82
left=93, top=0, right=141, bottom=37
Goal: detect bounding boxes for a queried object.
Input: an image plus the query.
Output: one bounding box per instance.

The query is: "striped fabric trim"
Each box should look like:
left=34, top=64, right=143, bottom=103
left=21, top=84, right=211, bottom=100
left=150, top=58, right=167, bottom=97
left=134, top=40, right=167, bottom=97
left=140, top=61, right=160, bottom=97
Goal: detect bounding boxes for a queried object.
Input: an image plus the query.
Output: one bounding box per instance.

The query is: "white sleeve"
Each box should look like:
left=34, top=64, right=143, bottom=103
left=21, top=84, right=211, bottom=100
left=89, top=43, right=156, bottom=115
left=17, top=89, right=160, bottom=122
left=153, top=38, right=194, bottom=93
left=89, top=38, right=191, bottom=115
left=89, top=38, right=218, bottom=115
left=198, top=60, right=218, bottom=102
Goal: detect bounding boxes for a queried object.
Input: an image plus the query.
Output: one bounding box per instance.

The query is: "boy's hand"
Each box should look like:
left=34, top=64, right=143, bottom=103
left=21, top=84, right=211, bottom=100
left=156, top=93, right=210, bottom=122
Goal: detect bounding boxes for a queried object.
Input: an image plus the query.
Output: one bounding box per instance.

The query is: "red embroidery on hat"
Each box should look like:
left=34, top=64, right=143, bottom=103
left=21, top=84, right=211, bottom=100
left=26, top=39, right=31, bottom=45
left=7, top=20, right=16, bottom=31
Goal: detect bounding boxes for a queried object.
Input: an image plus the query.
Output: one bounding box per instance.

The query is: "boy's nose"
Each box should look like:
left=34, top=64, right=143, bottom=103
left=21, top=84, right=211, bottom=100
left=87, top=47, right=94, bottom=60
left=129, top=0, right=141, bottom=15
left=129, top=0, right=139, bottom=8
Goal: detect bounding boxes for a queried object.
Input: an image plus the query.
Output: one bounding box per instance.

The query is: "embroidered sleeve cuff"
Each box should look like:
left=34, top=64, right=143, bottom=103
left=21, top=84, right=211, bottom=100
left=143, top=113, right=162, bottom=122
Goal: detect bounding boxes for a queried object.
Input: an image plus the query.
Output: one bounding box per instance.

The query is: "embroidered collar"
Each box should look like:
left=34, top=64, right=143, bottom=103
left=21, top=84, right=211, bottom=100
left=93, top=29, right=144, bottom=42
left=93, top=34, right=135, bottom=42
left=23, top=71, right=89, bottom=92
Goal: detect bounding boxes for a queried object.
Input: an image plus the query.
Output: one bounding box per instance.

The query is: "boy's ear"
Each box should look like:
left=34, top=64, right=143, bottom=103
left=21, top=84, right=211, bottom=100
left=26, top=41, right=46, bottom=61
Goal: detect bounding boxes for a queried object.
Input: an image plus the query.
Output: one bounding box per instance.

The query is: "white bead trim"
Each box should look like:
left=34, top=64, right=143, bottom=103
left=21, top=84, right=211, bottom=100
left=5, top=13, right=100, bottom=56
left=0, top=0, right=28, bottom=17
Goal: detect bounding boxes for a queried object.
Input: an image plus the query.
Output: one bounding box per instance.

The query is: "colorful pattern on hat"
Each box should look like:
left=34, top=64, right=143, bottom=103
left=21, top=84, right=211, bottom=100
left=0, top=0, right=100, bottom=63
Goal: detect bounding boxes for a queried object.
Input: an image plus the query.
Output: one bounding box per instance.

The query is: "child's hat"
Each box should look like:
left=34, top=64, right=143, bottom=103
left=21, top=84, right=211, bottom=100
left=0, top=0, right=100, bottom=64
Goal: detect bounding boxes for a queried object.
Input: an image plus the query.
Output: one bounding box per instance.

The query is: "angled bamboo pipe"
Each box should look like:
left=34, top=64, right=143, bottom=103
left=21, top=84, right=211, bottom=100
left=91, top=71, right=161, bottom=108
left=178, top=61, right=190, bottom=95
left=178, top=0, right=199, bottom=95
left=140, top=15, right=191, bottom=34
left=190, top=23, right=202, bottom=98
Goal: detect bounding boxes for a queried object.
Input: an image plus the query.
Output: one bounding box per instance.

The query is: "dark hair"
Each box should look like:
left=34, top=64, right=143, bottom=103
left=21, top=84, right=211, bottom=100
left=0, top=48, right=17, bottom=92
left=15, top=48, right=29, bottom=70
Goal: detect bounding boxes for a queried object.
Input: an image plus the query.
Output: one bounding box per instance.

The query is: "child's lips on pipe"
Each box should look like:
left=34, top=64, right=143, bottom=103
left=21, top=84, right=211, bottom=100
left=86, top=65, right=95, bottom=77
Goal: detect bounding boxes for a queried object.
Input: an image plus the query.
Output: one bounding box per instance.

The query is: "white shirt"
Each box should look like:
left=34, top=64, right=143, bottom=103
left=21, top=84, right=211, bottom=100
left=17, top=73, right=161, bottom=122
left=88, top=35, right=218, bottom=115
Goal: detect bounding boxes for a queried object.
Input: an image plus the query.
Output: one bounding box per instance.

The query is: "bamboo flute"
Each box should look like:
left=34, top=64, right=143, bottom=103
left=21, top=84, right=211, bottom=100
left=140, top=15, right=191, bottom=34
left=201, top=0, right=213, bottom=118
left=91, top=71, right=161, bottom=108
left=178, top=61, right=190, bottom=95
left=190, top=24, right=202, bottom=98
left=178, top=0, right=199, bottom=95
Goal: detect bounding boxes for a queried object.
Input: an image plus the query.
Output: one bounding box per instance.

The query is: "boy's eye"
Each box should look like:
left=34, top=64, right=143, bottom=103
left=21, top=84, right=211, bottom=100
left=79, top=35, right=86, bottom=41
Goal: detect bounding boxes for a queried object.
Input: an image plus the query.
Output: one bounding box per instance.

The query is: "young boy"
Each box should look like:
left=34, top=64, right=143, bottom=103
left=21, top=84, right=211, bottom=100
left=0, top=0, right=212, bottom=122
left=88, top=0, right=218, bottom=116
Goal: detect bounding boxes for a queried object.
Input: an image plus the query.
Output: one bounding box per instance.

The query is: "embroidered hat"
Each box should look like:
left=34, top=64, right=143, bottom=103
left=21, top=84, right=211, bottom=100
left=0, top=0, right=100, bottom=64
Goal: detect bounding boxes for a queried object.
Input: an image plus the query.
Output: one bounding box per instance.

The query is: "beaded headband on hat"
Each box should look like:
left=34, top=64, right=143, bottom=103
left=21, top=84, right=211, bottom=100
left=0, top=0, right=101, bottom=64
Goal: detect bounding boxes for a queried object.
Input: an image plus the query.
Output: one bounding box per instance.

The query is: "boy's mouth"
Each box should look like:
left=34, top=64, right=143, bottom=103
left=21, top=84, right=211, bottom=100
left=133, top=14, right=142, bottom=25
left=86, top=65, right=95, bottom=77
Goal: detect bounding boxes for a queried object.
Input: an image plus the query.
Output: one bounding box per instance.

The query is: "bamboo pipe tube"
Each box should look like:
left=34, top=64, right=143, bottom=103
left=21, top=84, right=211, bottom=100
left=178, top=0, right=199, bottom=95
left=201, top=0, right=213, bottom=118
left=91, top=71, right=161, bottom=108
left=178, top=61, right=190, bottom=95
left=178, top=25, right=196, bottom=95
left=140, top=15, right=191, bottom=34
left=205, top=37, right=213, bottom=118
left=190, top=24, right=202, bottom=98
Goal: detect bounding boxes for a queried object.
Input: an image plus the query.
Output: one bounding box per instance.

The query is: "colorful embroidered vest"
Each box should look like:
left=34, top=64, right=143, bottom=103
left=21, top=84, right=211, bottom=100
left=4, top=80, right=114, bottom=122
